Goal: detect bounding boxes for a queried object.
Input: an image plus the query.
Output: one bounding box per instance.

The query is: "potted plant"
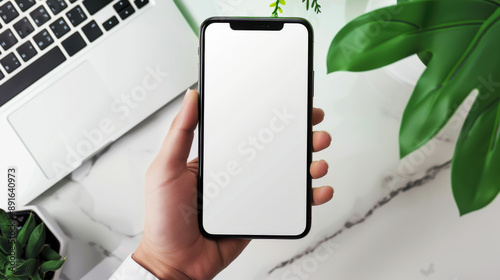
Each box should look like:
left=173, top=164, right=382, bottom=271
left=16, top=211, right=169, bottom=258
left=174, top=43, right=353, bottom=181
left=0, top=206, right=67, bottom=280
left=268, top=0, right=500, bottom=215
left=322, top=0, right=500, bottom=215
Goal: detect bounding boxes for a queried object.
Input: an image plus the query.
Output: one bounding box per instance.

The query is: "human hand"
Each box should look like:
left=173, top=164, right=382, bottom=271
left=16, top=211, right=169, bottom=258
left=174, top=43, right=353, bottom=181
left=133, top=90, right=333, bottom=280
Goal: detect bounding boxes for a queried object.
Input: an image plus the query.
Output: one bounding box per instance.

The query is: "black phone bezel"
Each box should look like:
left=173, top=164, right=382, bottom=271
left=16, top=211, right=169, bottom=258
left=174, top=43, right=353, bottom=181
left=198, top=17, right=314, bottom=239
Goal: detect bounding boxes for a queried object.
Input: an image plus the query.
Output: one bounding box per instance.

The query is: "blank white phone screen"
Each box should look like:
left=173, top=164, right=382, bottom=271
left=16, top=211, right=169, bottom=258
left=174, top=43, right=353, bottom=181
left=202, top=22, right=309, bottom=236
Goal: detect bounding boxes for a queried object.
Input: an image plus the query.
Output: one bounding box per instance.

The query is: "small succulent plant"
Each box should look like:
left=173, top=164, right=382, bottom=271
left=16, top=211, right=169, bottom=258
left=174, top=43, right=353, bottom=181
left=0, top=209, right=65, bottom=280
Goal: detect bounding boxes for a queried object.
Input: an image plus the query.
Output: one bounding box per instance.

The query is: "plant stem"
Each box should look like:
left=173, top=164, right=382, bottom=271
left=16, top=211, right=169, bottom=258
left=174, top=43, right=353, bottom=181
left=271, top=0, right=322, bottom=17
left=271, top=0, right=281, bottom=17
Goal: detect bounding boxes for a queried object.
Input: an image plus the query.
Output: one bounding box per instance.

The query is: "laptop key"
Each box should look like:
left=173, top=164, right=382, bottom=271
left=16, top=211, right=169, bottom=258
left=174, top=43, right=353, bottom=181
left=66, top=5, right=86, bottom=27
left=0, top=70, right=4, bottom=81
left=102, top=15, right=118, bottom=31
left=62, top=31, right=86, bottom=56
left=13, top=17, right=34, bottom=38
left=46, top=0, right=67, bottom=15
left=82, top=0, right=112, bottom=15
left=30, top=5, right=51, bottom=26
left=1, top=52, right=21, bottom=73
left=14, top=0, right=35, bottom=12
left=49, top=17, right=70, bottom=38
left=33, top=29, right=53, bottom=50
left=16, top=40, right=37, bottom=62
left=134, top=0, right=148, bottom=9
left=118, top=5, right=134, bottom=20
left=113, top=0, right=130, bottom=12
left=0, top=29, right=17, bottom=51
left=0, top=47, right=66, bottom=107
left=82, top=20, right=102, bottom=42
left=0, top=1, right=19, bottom=24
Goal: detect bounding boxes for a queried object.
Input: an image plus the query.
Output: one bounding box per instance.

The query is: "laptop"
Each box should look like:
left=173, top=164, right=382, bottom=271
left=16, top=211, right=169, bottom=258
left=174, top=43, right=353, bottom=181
left=0, top=0, right=198, bottom=207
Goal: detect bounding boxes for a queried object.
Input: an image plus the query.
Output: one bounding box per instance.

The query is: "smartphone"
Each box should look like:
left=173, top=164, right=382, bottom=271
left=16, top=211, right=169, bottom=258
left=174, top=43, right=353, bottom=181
left=198, top=17, right=313, bottom=239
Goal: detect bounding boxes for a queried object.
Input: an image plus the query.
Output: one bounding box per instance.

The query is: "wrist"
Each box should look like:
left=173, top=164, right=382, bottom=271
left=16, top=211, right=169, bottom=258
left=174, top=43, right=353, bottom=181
left=133, top=242, right=192, bottom=280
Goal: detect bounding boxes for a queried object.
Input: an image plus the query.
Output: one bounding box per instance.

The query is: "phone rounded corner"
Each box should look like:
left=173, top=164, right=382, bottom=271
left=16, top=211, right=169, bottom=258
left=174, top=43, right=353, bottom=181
left=296, top=17, right=313, bottom=29
left=200, top=17, right=222, bottom=36
left=198, top=217, right=209, bottom=236
left=286, top=18, right=313, bottom=35
left=293, top=213, right=312, bottom=239
left=199, top=224, right=220, bottom=240
left=297, top=227, right=311, bottom=239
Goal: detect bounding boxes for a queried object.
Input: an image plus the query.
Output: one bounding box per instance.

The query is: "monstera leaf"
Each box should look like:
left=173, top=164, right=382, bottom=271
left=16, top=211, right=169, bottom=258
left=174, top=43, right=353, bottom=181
left=327, top=0, right=500, bottom=215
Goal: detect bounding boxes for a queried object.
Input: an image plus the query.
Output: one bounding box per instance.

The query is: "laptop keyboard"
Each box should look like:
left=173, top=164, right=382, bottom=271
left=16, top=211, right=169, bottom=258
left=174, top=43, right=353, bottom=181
left=0, top=0, right=150, bottom=107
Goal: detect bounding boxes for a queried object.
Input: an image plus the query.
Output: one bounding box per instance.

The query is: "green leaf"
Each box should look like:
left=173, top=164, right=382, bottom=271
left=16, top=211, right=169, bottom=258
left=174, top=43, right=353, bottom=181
left=0, top=236, right=10, bottom=255
left=12, top=259, right=36, bottom=277
left=326, top=0, right=500, bottom=158
left=399, top=7, right=500, bottom=158
left=327, top=0, right=500, bottom=214
left=416, top=51, right=432, bottom=66
left=30, top=270, right=42, bottom=280
left=39, top=257, right=66, bottom=273
left=41, top=246, right=61, bottom=261
left=5, top=261, right=14, bottom=276
left=0, top=252, right=6, bottom=269
left=278, top=7, right=283, bottom=13
left=269, top=2, right=276, bottom=7
left=0, top=209, right=8, bottom=220
left=279, top=0, right=286, bottom=5
left=327, top=1, right=496, bottom=73
left=25, top=223, right=45, bottom=259
left=12, top=240, right=22, bottom=259
left=0, top=209, right=11, bottom=237
left=16, top=214, right=35, bottom=248
left=0, top=208, right=8, bottom=218
left=452, top=92, right=500, bottom=215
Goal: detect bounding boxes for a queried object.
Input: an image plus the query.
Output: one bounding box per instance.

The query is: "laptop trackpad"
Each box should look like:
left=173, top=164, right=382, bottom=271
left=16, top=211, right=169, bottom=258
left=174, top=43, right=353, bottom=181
left=8, top=62, right=128, bottom=179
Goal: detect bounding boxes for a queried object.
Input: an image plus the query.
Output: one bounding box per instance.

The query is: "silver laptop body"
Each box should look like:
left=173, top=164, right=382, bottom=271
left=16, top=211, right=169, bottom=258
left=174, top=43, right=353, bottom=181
left=0, top=0, right=198, bottom=206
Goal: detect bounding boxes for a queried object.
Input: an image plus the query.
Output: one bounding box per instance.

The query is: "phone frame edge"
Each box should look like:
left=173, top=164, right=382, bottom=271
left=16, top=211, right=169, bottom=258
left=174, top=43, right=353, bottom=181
left=198, top=17, right=314, bottom=240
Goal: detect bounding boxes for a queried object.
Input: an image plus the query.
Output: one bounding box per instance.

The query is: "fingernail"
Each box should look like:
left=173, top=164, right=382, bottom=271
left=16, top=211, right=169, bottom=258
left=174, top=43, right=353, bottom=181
left=184, top=88, right=191, bottom=101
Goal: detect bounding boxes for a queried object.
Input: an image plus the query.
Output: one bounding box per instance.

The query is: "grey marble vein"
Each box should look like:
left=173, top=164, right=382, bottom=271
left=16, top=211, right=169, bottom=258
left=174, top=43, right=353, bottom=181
left=268, top=160, right=452, bottom=275
left=80, top=208, right=142, bottom=239
left=88, top=241, right=123, bottom=261
left=69, top=145, right=112, bottom=182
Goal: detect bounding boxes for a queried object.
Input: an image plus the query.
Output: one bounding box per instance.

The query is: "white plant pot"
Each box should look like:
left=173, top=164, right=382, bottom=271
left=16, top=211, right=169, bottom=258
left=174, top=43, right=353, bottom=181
left=16, top=205, right=67, bottom=280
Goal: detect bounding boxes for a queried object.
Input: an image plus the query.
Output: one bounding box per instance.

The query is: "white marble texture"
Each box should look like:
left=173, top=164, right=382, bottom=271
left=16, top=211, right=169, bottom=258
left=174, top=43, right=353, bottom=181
left=24, top=0, right=500, bottom=279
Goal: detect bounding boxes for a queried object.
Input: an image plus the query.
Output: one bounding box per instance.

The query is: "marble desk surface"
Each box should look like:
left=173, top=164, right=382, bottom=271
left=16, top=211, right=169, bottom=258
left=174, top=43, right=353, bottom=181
left=27, top=0, right=500, bottom=279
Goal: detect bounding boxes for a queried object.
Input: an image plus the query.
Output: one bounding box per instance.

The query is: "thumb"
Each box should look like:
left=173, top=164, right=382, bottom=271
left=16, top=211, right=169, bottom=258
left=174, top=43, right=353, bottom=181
left=152, top=89, right=198, bottom=178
